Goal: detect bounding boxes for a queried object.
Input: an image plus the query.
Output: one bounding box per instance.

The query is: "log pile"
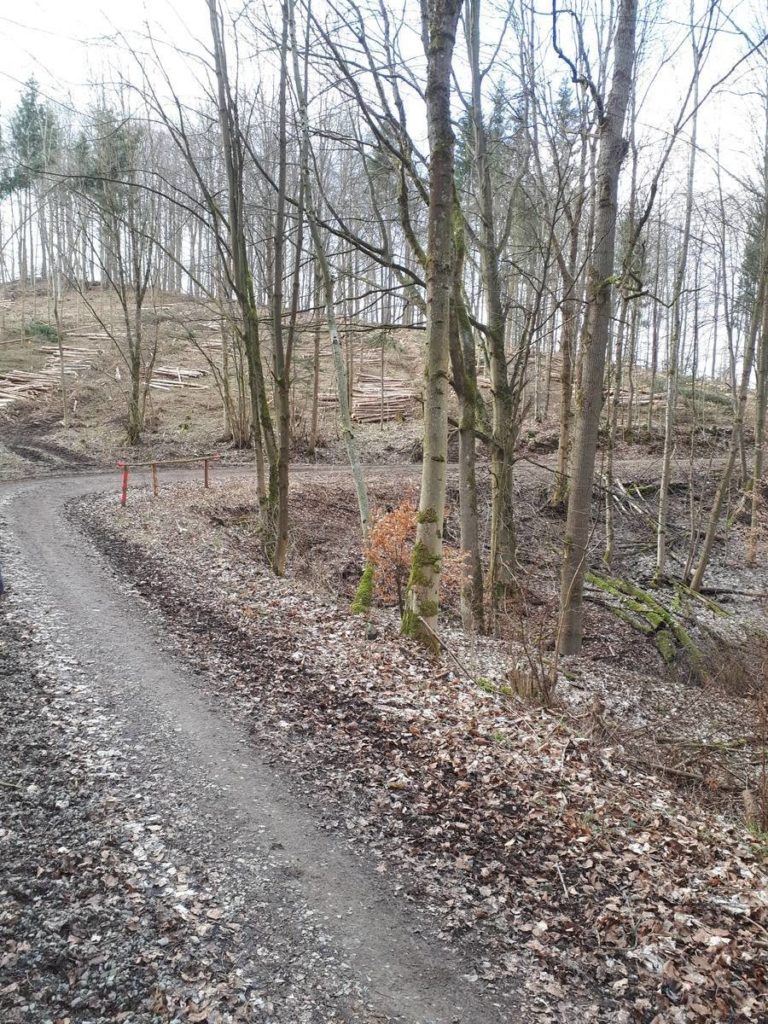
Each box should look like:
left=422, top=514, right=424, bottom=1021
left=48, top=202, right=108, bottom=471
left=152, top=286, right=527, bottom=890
left=0, top=346, right=97, bottom=410
left=146, top=366, right=209, bottom=391
left=352, top=373, right=419, bottom=422
left=316, top=373, right=421, bottom=422
left=38, top=346, right=97, bottom=373
left=0, top=370, right=58, bottom=408
left=619, top=391, right=666, bottom=408
left=316, top=391, right=340, bottom=409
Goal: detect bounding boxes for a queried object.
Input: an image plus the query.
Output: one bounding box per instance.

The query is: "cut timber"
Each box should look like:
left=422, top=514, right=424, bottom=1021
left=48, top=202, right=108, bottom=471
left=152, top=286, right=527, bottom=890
left=154, top=365, right=207, bottom=378
left=351, top=373, right=420, bottom=423
left=38, top=345, right=98, bottom=356
left=144, top=365, right=210, bottom=391
left=0, top=344, right=95, bottom=410
left=316, top=373, right=421, bottom=422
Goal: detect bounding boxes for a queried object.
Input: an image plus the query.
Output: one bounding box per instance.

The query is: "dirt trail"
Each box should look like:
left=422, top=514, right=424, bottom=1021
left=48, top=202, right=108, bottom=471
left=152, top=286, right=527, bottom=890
left=0, top=456, right=730, bottom=1022
left=0, top=472, right=522, bottom=1024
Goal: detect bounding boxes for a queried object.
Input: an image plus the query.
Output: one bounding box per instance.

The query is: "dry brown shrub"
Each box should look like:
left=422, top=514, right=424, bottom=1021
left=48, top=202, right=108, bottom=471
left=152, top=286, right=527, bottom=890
left=364, top=499, right=467, bottom=615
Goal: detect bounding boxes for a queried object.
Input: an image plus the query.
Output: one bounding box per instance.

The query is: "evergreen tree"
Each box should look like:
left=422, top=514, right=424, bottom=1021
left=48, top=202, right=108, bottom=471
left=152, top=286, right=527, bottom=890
left=9, top=78, right=60, bottom=190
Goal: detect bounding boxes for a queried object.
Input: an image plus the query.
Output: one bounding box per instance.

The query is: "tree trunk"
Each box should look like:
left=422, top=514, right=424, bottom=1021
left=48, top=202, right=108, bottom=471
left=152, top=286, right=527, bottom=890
left=604, top=298, right=628, bottom=565
left=288, top=0, right=369, bottom=543
left=450, top=278, right=484, bottom=633
left=691, top=203, right=768, bottom=589
left=467, top=0, right=516, bottom=620
left=271, top=4, right=293, bottom=575
left=747, top=283, right=768, bottom=565
left=309, top=265, right=321, bottom=458
left=748, top=110, right=768, bottom=564
left=208, top=0, right=279, bottom=561
left=656, top=43, right=701, bottom=580
left=558, top=0, right=637, bottom=656
left=625, top=296, right=640, bottom=437
left=551, top=265, right=577, bottom=508
left=402, top=0, right=462, bottom=649
left=52, top=273, right=69, bottom=430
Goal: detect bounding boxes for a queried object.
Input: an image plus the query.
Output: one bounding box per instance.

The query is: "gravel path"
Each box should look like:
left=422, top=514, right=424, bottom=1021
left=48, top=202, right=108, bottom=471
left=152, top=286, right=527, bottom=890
left=2, top=458, right=755, bottom=1024
left=0, top=472, right=519, bottom=1024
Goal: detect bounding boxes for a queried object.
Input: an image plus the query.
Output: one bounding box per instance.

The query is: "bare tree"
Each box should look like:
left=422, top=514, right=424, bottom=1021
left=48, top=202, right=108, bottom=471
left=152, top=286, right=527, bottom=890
left=402, top=0, right=463, bottom=648
left=206, top=0, right=283, bottom=568
left=690, top=161, right=768, bottom=590
left=287, top=0, right=370, bottom=542
left=70, top=108, right=160, bottom=445
left=656, top=32, right=702, bottom=580
left=558, top=0, right=638, bottom=656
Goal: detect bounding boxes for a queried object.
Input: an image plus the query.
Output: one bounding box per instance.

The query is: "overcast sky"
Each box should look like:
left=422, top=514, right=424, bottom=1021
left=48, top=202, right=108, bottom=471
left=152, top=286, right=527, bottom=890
left=0, top=1, right=211, bottom=108
left=1, top=0, right=765, bottom=191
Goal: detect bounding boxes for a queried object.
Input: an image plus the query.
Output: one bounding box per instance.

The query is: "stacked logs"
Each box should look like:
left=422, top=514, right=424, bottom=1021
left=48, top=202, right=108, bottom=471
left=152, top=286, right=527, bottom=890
left=146, top=366, right=209, bottom=390
left=352, top=373, right=419, bottom=422
left=0, top=346, right=96, bottom=409
left=316, top=373, right=420, bottom=422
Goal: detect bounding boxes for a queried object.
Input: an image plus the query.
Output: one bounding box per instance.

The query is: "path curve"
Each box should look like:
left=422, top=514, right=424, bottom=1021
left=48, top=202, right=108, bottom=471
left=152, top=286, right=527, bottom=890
left=0, top=470, right=520, bottom=1024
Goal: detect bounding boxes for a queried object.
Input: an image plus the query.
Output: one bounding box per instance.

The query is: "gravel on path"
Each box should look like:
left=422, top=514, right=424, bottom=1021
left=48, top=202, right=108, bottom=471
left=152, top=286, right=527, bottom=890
left=0, top=474, right=520, bottom=1024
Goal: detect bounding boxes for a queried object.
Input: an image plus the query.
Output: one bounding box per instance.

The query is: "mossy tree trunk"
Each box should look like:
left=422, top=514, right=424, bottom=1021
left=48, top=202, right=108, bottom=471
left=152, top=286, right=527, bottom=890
left=402, top=0, right=462, bottom=650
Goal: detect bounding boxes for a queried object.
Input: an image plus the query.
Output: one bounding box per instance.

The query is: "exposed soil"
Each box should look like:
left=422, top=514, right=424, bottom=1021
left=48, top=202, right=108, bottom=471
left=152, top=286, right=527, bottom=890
left=0, top=411, right=98, bottom=472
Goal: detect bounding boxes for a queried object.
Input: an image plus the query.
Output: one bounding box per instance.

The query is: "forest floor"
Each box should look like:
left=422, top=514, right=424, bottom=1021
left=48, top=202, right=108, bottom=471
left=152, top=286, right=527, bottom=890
left=1, top=288, right=767, bottom=1021
left=1, top=461, right=766, bottom=1023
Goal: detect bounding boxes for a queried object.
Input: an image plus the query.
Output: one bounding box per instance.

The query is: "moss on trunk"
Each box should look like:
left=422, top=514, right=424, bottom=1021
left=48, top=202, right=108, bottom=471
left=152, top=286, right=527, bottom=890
left=586, top=571, right=703, bottom=671
left=351, top=562, right=376, bottom=615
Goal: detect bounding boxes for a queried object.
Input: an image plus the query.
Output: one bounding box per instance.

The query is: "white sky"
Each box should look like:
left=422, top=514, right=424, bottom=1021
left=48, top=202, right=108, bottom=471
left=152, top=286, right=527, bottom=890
left=0, top=0, right=765, bottom=190
left=0, top=1, right=212, bottom=109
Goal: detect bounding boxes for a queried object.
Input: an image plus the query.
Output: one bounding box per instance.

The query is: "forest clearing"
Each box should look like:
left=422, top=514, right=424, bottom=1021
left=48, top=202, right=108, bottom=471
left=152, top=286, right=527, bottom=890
left=1, top=0, right=768, bottom=1022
